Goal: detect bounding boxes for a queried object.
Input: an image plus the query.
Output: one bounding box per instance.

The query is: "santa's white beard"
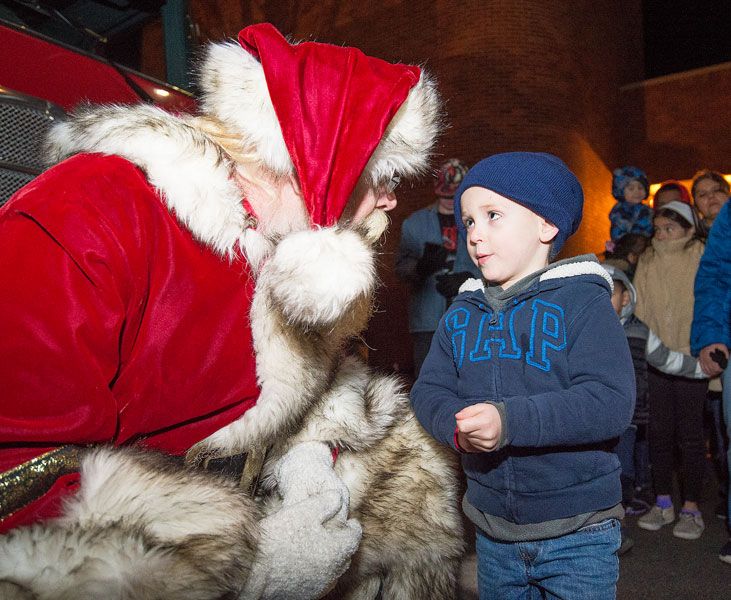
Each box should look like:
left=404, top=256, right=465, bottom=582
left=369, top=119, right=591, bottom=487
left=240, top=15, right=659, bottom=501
left=355, top=207, right=389, bottom=243
left=260, top=203, right=388, bottom=246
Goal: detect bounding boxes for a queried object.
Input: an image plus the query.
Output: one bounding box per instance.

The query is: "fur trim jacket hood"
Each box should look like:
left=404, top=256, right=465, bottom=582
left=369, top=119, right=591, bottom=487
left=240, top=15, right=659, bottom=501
left=411, top=256, right=636, bottom=527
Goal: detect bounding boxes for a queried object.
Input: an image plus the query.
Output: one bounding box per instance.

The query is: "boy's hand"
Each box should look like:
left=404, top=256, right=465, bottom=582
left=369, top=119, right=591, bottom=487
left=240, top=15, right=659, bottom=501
left=455, top=403, right=503, bottom=452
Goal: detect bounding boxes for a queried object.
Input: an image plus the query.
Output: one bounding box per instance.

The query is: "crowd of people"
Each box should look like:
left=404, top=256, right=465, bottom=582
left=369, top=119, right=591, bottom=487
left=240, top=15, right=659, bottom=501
left=602, top=166, right=730, bottom=560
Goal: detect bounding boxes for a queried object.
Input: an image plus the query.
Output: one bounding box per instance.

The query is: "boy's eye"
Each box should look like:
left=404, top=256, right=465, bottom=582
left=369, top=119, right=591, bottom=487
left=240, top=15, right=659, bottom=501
left=488, top=211, right=500, bottom=221
left=464, top=217, right=474, bottom=228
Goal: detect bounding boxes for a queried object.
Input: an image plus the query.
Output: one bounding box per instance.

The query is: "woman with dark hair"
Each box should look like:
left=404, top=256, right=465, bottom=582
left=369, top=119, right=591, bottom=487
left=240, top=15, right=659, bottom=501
left=692, top=169, right=730, bottom=236
left=634, top=201, right=708, bottom=540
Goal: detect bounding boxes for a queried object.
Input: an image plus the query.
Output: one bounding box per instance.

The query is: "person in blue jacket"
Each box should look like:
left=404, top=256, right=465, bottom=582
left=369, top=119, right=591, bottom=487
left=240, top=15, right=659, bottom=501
left=411, top=152, right=635, bottom=599
left=691, top=197, right=731, bottom=564
left=396, top=159, right=481, bottom=376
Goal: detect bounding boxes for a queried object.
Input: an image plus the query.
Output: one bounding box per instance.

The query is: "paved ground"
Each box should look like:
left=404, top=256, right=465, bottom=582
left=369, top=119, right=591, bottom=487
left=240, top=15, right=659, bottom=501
left=457, top=473, right=731, bottom=599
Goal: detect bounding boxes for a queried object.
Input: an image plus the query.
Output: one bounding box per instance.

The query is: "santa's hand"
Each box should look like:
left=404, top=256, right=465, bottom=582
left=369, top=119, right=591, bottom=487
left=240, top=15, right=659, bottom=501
left=241, top=490, right=362, bottom=599
left=274, top=441, right=349, bottom=520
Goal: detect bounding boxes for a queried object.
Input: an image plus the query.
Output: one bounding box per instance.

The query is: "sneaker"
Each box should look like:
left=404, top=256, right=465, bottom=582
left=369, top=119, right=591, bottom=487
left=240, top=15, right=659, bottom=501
left=672, top=511, right=705, bottom=540
left=637, top=505, right=675, bottom=531
left=625, top=497, right=651, bottom=516
left=719, top=540, right=731, bottom=564
left=715, top=501, right=727, bottom=520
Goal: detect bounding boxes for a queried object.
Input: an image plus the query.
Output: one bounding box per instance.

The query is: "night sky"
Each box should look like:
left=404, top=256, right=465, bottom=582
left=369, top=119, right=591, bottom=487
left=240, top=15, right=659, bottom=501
left=643, top=0, right=731, bottom=78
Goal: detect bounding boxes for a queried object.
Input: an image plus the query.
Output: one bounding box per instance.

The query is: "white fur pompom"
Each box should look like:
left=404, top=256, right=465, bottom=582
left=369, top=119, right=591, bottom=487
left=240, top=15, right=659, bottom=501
left=262, top=227, right=375, bottom=328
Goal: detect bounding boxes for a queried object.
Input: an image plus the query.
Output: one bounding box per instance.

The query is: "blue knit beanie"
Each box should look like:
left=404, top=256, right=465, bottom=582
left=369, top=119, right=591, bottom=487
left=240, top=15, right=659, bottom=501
left=611, top=166, right=649, bottom=201
left=453, top=152, right=584, bottom=254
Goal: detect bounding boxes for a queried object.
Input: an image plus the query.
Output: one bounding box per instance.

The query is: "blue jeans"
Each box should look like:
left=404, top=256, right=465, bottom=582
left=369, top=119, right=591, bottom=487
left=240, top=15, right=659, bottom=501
left=476, top=519, right=621, bottom=599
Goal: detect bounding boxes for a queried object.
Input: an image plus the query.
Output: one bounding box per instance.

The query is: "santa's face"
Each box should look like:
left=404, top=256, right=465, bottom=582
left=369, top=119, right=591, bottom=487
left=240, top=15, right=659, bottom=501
left=340, top=187, right=398, bottom=225
left=240, top=170, right=397, bottom=237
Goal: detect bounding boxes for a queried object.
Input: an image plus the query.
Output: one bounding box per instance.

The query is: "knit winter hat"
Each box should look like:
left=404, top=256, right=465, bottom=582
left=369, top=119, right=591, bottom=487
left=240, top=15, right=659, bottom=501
left=612, top=166, right=649, bottom=201
left=657, top=200, right=696, bottom=229
left=434, top=158, right=469, bottom=197
left=654, top=180, right=692, bottom=205
left=453, top=152, right=584, bottom=253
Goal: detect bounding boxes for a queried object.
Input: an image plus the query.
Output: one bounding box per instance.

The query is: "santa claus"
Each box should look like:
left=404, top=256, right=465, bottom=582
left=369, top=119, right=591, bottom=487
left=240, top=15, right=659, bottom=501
left=0, top=23, right=449, bottom=599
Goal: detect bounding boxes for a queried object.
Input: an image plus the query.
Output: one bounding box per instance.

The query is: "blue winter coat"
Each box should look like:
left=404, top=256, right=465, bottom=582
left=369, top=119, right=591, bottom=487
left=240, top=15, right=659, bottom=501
left=609, top=200, right=653, bottom=241
left=691, top=199, right=731, bottom=354
left=411, top=257, right=635, bottom=524
left=395, top=206, right=481, bottom=333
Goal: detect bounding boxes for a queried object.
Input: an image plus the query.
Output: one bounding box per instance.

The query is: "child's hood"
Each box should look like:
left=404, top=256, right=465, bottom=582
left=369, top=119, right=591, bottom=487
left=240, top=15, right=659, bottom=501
left=457, top=254, right=613, bottom=314
left=600, top=263, right=637, bottom=322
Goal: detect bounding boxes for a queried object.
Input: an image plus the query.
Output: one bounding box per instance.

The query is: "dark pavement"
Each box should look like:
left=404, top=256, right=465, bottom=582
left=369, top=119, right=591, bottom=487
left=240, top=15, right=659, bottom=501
left=618, top=481, right=731, bottom=599
left=458, top=471, right=731, bottom=599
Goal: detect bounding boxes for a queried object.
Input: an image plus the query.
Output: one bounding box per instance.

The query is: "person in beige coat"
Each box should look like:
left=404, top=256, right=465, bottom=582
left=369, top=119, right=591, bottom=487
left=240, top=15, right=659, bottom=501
left=634, top=201, right=708, bottom=540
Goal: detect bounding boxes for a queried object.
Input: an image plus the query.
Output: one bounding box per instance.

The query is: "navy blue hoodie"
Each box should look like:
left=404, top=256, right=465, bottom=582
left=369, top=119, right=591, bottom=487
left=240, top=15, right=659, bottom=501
left=411, top=256, right=635, bottom=527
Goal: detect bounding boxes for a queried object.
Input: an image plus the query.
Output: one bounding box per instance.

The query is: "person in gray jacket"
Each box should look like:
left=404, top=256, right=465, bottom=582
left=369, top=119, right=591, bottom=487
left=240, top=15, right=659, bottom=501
left=396, top=158, right=481, bottom=376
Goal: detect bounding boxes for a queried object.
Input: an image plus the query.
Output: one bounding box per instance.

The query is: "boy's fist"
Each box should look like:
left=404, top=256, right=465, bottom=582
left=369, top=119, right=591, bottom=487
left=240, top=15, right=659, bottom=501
left=455, top=403, right=503, bottom=452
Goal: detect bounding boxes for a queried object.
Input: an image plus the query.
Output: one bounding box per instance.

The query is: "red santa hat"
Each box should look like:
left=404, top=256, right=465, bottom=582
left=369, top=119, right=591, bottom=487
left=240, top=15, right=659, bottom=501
left=198, top=23, right=442, bottom=227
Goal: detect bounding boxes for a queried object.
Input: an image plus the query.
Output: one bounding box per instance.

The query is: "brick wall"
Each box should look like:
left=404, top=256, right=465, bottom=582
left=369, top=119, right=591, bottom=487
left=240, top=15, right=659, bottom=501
left=620, top=62, right=731, bottom=182
left=185, top=1, right=644, bottom=374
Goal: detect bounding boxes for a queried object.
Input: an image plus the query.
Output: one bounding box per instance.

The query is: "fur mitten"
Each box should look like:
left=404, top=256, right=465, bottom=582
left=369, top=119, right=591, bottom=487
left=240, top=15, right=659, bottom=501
left=242, top=443, right=361, bottom=599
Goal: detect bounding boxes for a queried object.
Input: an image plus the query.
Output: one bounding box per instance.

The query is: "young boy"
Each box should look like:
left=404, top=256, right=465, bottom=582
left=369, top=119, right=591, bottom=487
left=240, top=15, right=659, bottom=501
left=411, top=152, right=635, bottom=599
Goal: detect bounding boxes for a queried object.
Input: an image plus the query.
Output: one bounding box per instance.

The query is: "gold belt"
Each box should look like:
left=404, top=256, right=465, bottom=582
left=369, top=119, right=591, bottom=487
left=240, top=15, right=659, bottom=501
left=0, top=446, right=83, bottom=522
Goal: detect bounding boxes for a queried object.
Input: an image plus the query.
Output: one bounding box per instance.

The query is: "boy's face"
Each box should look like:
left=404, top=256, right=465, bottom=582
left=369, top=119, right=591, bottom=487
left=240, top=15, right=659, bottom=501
left=623, top=180, right=646, bottom=204
left=653, top=188, right=681, bottom=209
left=460, top=187, right=558, bottom=289
left=610, top=284, right=630, bottom=315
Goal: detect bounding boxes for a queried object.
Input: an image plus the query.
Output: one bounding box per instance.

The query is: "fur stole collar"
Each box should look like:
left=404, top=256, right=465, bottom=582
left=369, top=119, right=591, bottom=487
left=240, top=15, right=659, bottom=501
left=45, top=103, right=271, bottom=267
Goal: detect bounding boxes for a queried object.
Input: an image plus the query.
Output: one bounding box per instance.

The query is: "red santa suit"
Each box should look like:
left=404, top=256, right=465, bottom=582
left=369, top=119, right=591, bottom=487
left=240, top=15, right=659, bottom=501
left=0, top=23, right=441, bottom=599
left=0, top=150, right=259, bottom=530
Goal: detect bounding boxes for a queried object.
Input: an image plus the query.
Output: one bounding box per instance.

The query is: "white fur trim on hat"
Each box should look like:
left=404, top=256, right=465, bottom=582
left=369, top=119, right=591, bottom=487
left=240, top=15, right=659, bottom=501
left=197, top=40, right=443, bottom=187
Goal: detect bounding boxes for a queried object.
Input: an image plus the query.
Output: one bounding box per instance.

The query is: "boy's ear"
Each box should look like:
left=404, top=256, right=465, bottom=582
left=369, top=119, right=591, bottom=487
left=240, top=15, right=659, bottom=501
left=539, top=219, right=560, bottom=244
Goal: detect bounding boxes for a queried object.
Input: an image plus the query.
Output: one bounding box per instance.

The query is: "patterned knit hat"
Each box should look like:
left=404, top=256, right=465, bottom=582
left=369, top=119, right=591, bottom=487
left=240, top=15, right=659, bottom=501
left=612, top=166, right=649, bottom=201
left=453, top=152, right=584, bottom=253
left=434, top=158, right=468, bottom=197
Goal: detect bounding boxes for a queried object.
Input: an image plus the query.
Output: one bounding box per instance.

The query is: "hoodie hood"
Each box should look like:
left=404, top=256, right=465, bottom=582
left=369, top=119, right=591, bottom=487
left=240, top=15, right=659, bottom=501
left=459, top=254, right=613, bottom=314
left=600, top=263, right=636, bottom=322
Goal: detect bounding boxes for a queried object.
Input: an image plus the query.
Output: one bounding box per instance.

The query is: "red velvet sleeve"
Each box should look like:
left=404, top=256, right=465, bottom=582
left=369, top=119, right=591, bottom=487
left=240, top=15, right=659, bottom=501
left=0, top=206, right=123, bottom=470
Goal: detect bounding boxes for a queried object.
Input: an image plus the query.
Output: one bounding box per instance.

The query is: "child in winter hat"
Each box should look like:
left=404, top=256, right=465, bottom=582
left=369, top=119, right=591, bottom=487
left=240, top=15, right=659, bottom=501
left=653, top=180, right=692, bottom=209
left=412, top=151, right=634, bottom=598
left=609, top=166, right=653, bottom=241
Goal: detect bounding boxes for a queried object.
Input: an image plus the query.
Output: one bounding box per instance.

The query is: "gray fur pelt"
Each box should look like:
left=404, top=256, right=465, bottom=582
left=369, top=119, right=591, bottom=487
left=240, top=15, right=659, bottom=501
left=190, top=216, right=465, bottom=599
left=0, top=446, right=259, bottom=599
